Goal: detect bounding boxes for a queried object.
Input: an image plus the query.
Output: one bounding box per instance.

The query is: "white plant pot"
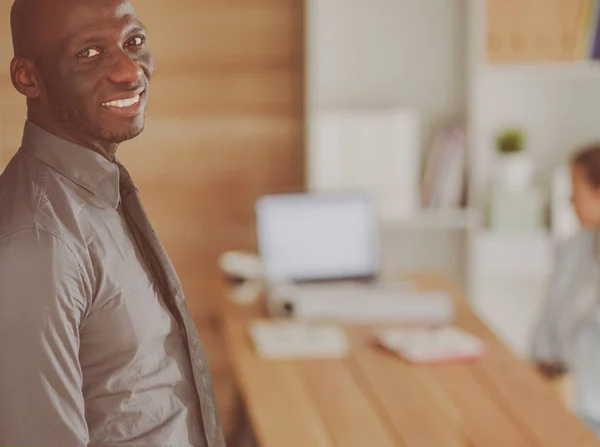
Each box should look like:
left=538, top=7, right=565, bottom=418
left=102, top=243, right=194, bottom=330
left=496, top=152, right=534, bottom=191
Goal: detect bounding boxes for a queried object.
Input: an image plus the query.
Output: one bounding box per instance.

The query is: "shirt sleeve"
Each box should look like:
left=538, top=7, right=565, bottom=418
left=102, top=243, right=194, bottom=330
left=0, top=227, right=90, bottom=447
left=531, top=232, right=588, bottom=363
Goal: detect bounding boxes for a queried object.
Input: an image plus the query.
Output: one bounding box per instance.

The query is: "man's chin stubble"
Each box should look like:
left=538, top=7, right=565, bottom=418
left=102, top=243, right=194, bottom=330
left=52, top=101, right=146, bottom=143
left=99, top=123, right=145, bottom=145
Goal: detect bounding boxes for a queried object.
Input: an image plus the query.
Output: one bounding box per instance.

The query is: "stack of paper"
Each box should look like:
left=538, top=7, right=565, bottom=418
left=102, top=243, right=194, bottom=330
left=249, top=320, right=350, bottom=360
left=375, top=327, right=486, bottom=364
left=309, top=108, right=421, bottom=220
left=420, top=120, right=466, bottom=210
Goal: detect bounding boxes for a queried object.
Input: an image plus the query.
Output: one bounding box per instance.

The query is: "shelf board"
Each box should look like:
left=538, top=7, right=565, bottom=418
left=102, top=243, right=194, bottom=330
left=382, top=209, right=483, bottom=231
left=477, top=60, right=600, bottom=79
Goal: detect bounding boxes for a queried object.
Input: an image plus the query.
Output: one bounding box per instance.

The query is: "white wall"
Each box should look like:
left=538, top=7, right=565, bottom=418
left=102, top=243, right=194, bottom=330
left=306, top=0, right=470, bottom=286
left=306, top=0, right=468, bottom=152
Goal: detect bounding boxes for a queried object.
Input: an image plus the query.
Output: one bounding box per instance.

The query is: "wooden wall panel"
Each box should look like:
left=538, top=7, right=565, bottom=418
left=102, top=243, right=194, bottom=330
left=148, top=71, right=302, bottom=116
left=0, top=0, right=305, bottom=440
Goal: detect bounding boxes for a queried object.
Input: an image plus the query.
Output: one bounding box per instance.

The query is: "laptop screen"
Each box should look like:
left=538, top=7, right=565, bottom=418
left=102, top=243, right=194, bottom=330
left=256, top=193, right=380, bottom=282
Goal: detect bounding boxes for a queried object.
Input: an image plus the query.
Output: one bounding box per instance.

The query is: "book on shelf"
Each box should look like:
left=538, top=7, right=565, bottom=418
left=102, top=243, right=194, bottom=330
left=420, top=119, right=466, bottom=211
left=580, top=0, right=600, bottom=59
left=590, top=0, right=600, bottom=59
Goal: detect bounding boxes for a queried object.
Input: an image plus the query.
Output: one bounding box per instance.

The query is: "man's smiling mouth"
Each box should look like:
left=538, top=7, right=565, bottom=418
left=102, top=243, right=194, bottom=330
left=101, top=94, right=141, bottom=109
left=99, top=89, right=147, bottom=117
left=102, top=95, right=140, bottom=108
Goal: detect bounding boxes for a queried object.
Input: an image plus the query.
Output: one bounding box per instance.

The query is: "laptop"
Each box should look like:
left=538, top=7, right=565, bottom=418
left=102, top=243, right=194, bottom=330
left=255, top=192, right=454, bottom=324
left=255, top=192, right=381, bottom=284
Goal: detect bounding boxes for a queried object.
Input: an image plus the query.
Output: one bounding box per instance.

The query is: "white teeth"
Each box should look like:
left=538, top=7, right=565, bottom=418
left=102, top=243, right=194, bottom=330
left=103, top=95, right=140, bottom=108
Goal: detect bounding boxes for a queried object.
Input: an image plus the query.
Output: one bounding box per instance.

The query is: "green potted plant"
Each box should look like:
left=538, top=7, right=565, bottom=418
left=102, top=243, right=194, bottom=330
left=495, top=126, right=533, bottom=191
left=496, top=128, right=525, bottom=155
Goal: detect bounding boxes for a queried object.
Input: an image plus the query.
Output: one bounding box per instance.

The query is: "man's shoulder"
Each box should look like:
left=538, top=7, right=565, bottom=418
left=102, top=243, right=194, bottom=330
left=0, top=150, right=44, bottom=233
left=0, top=150, right=90, bottom=247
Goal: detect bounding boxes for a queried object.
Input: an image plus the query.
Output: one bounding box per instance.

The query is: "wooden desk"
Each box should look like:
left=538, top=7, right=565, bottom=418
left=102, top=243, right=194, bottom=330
left=221, top=273, right=599, bottom=447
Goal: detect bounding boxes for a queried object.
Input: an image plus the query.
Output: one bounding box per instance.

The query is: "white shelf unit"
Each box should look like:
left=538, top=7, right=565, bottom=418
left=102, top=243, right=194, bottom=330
left=465, top=0, right=600, bottom=358
left=304, top=1, right=596, bottom=356
left=477, top=61, right=600, bottom=79
left=381, top=208, right=482, bottom=231
left=467, top=0, right=600, bottom=210
left=467, top=229, right=554, bottom=357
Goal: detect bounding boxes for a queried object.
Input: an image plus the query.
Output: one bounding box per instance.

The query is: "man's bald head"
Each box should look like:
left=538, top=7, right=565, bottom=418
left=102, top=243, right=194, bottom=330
left=11, top=0, right=61, bottom=60
left=11, top=0, right=37, bottom=59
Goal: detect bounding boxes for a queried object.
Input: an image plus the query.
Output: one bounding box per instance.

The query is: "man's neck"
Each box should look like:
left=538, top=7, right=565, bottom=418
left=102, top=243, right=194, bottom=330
left=26, top=115, right=119, bottom=161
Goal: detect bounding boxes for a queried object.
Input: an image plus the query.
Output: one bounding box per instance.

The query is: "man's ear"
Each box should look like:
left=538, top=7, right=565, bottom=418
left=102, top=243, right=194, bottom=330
left=10, top=57, right=40, bottom=99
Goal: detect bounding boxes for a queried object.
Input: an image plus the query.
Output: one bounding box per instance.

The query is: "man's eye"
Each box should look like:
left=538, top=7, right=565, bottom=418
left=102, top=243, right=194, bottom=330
left=78, top=48, right=101, bottom=59
left=128, top=36, right=145, bottom=47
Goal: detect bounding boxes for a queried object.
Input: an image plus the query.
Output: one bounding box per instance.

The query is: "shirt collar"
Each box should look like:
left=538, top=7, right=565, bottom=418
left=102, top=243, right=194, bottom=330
left=21, top=120, right=121, bottom=209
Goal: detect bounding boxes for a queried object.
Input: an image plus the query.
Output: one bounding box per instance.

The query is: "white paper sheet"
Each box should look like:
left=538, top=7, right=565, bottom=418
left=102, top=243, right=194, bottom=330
left=309, top=109, right=421, bottom=220
left=249, top=320, right=350, bottom=359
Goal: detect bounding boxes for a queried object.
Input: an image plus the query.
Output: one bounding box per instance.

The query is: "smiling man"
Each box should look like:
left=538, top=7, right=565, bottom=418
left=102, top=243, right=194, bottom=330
left=0, top=1, right=225, bottom=446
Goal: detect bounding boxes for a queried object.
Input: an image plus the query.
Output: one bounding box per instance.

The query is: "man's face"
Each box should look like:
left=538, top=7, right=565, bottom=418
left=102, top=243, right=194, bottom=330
left=36, top=0, right=153, bottom=146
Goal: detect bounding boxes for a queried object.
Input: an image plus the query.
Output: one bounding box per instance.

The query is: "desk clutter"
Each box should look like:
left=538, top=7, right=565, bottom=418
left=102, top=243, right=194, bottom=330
left=249, top=320, right=486, bottom=364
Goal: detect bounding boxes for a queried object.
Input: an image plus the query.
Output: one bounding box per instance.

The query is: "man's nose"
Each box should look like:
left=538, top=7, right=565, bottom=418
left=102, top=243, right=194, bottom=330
left=108, top=51, right=144, bottom=85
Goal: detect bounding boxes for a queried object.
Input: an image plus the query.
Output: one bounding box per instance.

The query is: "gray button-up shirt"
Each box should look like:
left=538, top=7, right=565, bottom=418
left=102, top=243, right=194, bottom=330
left=0, top=121, right=225, bottom=447
left=533, top=229, right=600, bottom=422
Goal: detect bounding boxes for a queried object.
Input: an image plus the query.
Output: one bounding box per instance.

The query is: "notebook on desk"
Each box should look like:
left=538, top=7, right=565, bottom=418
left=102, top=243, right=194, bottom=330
left=249, top=319, right=350, bottom=359
left=255, top=193, right=454, bottom=324
left=374, top=327, right=486, bottom=364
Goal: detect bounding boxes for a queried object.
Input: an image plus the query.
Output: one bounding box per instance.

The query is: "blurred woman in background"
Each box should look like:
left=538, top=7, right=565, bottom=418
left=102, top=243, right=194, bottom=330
left=534, top=144, right=600, bottom=437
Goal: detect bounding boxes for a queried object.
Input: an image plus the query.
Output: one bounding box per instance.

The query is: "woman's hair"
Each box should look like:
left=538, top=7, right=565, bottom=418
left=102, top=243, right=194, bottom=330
left=572, top=143, right=600, bottom=188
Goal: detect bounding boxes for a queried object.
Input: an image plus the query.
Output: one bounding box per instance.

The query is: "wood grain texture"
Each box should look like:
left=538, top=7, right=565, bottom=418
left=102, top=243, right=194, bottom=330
left=410, top=272, right=600, bottom=447
left=428, top=363, right=530, bottom=447
left=349, top=329, right=466, bottom=447
left=222, top=272, right=600, bottom=447
left=0, top=0, right=305, bottom=440
left=299, top=360, right=400, bottom=447
left=223, top=316, right=334, bottom=447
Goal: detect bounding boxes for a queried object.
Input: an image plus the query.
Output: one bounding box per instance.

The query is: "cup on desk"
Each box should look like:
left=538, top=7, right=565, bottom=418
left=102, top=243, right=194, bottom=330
left=219, top=251, right=265, bottom=304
